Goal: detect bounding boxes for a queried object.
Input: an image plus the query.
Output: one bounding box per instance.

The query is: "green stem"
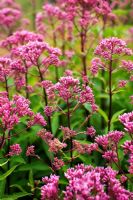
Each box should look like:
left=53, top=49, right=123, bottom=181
left=108, top=59, right=113, bottom=131
left=67, top=100, right=73, bottom=167
left=5, top=76, right=10, bottom=194
left=37, top=64, right=52, bottom=133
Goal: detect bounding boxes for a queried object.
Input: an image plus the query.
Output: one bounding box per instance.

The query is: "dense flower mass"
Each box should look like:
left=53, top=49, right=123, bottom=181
left=95, top=37, right=132, bottom=60
left=0, top=95, right=32, bottom=130
left=41, top=175, right=59, bottom=200
left=0, top=57, right=12, bottom=81
left=0, top=30, right=44, bottom=50
left=119, top=111, right=133, bottom=133
left=0, top=8, right=21, bottom=29
left=12, top=41, right=61, bottom=69
left=0, top=0, right=133, bottom=199
left=8, top=144, right=22, bottom=156
left=63, top=164, right=132, bottom=200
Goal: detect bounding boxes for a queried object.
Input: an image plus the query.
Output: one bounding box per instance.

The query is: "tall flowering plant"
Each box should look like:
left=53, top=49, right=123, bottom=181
left=0, top=0, right=133, bottom=199
left=92, top=37, right=132, bottom=131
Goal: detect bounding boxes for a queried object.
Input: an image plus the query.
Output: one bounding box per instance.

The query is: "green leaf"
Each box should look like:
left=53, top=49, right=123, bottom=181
left=59, top=179, right=68, bottom=185
left=111, top=109, right=126, bottom=124
left=52, top=113, right=59, bottom=135
left=0, top=159, right=9, bottom=167
left=29, top=170, right=34, bottom=188
left=98, top=108, right=108, bottom=122
left=96, top=94, right=108, bottom=99
left=128, top=179, right=133, bottom=191
left=10, top=184, right=27, bottom=193
left=83, top=103, right=91, bottom=112
left=1, top=192, right=31, bottom=200
left=0, top=165, right=18, bottom=181
left=10, top=156, right=26, bottom=164
left=0, top=180, right=6, bottom=198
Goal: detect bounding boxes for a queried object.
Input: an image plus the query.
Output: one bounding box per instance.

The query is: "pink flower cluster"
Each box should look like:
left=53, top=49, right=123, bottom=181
left=0, top=57, right=12, bottom=81
left=0, top=8, right=21, bottom=30
left=52, top=157, right=64, bottom=170
left=37, top=129, right=53, bottom=143
left=41, top=175, right=59, bottom=200
left=91, top=57, right=104, bottom=76
left=95, top=37, right=132, bottom=60
left=26, top=145, right=39, bottom=159
left=0, top=0, right=20, bottom=9
left=44, top=106, right=53, bottom=117
left=63, top=164, right=132, bottom=200
left=8, top=144, right=22, bottom=156
left=60, top=126, right=77, bottom=140
left=0, top=95, right=32, bottom=130
left=37, top=128, right=67, bottom=154
left=12, top=41, right=61, bottom=68
left=122, top=141, right=133, bottom=174
left=27, top=113, right=47, bottom=127
left=86, top=126, right=96, bottom=137
left=1, top=30, right=44, bottom=50
left=54, top=76, right=80, bottom=101
left=122, top=60, right=133, bottom=72
left=43, top=3, right=67, bottom=20
left=119, top=111, right=133, bottom=133
left=73, top=140, right=98, bottom=155
left=95, top=130, right=124, bottom=149
left=53, top=75, right=97, bottom=111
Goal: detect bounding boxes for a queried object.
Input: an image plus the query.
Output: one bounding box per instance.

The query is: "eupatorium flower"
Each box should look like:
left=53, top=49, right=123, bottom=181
left=60, top=126, right=77, bottom=140
left=0, top=57, right=12, bottom=81
left=79, top=85, right=95, bottom=105
left=8, top=144, right=22, bottom=156
left=44, top=106, right=53, bottom=117
left=86, top=126, right=96, bottom=137
left=27, top=113, right=47, bottom=127
left=118, top=80, right=127, bottom=88
left=95, top=37, right=132, bottom=60
left=107, top=130, right=124, bottom=144
left=0, top=8, right=21, bottom=30
left=54, top=76, right=80, bottom=101
left=102, top=150, right=118, bottom=163
left=119, top=111, right=133, bottom=133
left=36, top=12, right=46, bottom=34
left=41, top=175, right=59, bottom=200
left=52, top=157, right=64, bottom=170
left=37, top=129, right=53, bottom=143
left=48, top=138, right=67, bottom=153
left=63, top=164, right=132, bottom=200
left=0, top=30, right=44, bottom=50
left=122, top=60, right=133, bottom=72
left=95, top=135, right=109, bottom=150
left=26, top=145, right=35, bottom=156
left=91, top=57, right=104, bottom=76
left=0, top=95, right=32, bottom=130
left=12, top=41, right=61, bottom=71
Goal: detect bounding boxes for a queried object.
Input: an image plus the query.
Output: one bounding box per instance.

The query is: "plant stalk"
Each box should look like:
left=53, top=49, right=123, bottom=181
left=37, top=64, right=52, bottom=133
left=67, top=100, right=73, bottom=167
left=108, top=59, right=113, bottom=131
